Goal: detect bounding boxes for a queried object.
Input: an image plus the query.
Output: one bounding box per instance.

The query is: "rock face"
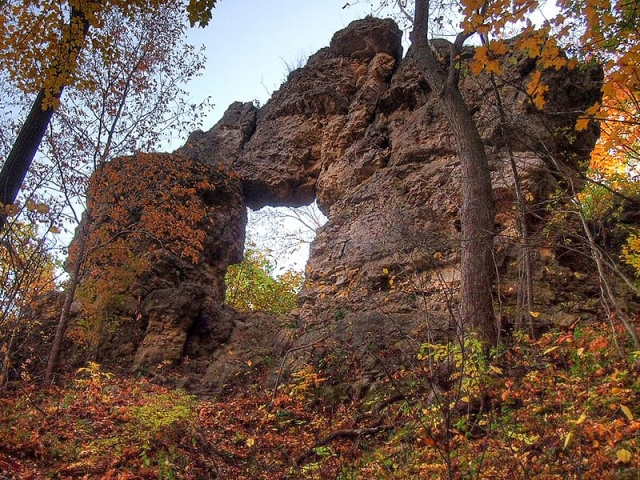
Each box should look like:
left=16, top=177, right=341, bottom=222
left=179, top=18, right=601, bottom=383
left=73, top=17, right=602, bottom=392
left=69, top=154, right=247, bottom=379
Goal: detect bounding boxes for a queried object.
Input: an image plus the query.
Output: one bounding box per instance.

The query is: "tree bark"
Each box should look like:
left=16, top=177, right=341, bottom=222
left=45, top=215, right=88, bottom=384
left=0, top=5, right=91, bottom=232
left=0, top=89, right=59, bottom=230
left=411, top=0, right=498, bottom=345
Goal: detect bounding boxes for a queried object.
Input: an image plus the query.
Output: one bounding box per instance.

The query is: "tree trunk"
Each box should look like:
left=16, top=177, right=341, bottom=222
left=0, top=89, right=59, bottom=230
left=411, top=0, right=498, bottom=345
left=0, top=5, right=91, bottom=232
left=45, top=216, right=88, bottom=384
left=441, top=85, right=497, bottom=345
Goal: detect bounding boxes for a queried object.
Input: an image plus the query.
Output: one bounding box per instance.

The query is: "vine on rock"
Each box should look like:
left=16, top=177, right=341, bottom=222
left=70, top=153, right=224, bottom=353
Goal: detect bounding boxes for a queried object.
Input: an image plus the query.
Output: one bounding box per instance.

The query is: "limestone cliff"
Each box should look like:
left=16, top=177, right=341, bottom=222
left=64, top=17, right=602, bottom=393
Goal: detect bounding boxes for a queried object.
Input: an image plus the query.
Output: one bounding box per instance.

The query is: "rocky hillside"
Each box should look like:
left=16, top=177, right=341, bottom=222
left=51, top=17, right=605, bottom=394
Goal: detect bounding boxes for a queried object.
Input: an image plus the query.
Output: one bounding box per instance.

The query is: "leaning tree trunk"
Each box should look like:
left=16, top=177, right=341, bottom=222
left=44, top=216, right=88, bottom=384
left=0, top=6, right=91, bottom=232
left=0, top=89, right=60, bottom=231
left=411, top=0, right=498, bottom=345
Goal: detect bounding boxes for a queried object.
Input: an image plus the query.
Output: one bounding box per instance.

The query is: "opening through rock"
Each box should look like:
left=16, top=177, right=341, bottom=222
left=245, top=201, right=327, bottom=273
left=223, top=201, right=326, bottom=314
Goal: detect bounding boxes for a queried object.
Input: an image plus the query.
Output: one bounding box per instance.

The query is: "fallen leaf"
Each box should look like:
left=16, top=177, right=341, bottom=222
left=616, top=448, right=633, bottom=463
left=620, top=405, right=634, bottom=421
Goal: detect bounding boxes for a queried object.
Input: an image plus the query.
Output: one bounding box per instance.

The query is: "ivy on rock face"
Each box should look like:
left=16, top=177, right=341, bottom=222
left=71, top=153, right=224, bottom=349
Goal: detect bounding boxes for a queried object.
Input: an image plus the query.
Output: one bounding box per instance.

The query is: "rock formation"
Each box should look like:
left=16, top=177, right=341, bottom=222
left=66, top=17, right=602, bottom=393
left=66, top=154, right=247, bottom=377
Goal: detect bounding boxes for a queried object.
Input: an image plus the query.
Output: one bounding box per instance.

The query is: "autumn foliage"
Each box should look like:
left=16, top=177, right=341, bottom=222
left=0, top=223, right=58, bottom=385
left=2, top=0, right=640, bottom=477
left=578, top=79, right=640, bottom=277
left=0, top=0, right=217, bottom=102
left=1, top=319, right=638, bottom=478
left=68, top=153, right=227, bottom=353
left=87, top=153, right=218, bottom=262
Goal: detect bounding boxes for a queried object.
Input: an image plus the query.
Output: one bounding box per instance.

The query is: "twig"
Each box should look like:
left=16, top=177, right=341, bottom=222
left=270, top=327, right=346, bottom=405
left=295, top=423, right=399, bottom=466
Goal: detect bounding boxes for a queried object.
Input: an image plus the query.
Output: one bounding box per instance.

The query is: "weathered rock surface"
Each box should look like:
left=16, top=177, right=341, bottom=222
left=67, top=154, right=248, bottom=384
left=65, top=17, right=602, bottom=392
left=178, top=17, right=601, bottom=386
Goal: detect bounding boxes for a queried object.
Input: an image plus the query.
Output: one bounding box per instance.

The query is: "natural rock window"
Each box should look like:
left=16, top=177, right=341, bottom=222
left=245, top=202, right=327, bottom=272
left=53, top=17, right=603, bottom=392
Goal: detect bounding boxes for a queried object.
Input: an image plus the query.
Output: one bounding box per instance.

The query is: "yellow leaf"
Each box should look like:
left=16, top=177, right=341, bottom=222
left=246, top=360, right=253, bottom=367
left=543, top=346, right=559, bottom=355
left=533, top=92, right=546, bottom=110
left=35, top=203, right=49, bottom=214
left=461, top=396, right=471, bottom=403
left=602, top=13, right=616, bottom=27
left=382, top=268, right=389, bottom=275
left=616, top=448, right=633, bottom=463
left=491, top=40, right=508, bottom=56
left=485, top=59, right=502, bottom=76
left=4, top=204, right=19, bottom=216
left=576, top=117, right=590, bottom=131
left=526, top=71, right=542, bottom=96
left=585, top=101, right=601, bottom=117
left=575, top=409, right=588, bottom=425
left=603, top=77, right=621, bottom=97
left=620, top=405, right=634, bottom=421
left=519, top=35, right=541, bottom=58
left=530, top=311, right=541, bottom=318
left=469, top=59, right=484, bottom=75
left=246, top=437, right=255, bottom=447
left=490, top=365, right=503, bottom=374
left=563, top=432, right=572, bottom=449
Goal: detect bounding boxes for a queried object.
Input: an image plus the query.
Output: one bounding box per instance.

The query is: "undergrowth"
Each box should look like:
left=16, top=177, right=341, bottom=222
left=0, top=320, right=638, bottom=479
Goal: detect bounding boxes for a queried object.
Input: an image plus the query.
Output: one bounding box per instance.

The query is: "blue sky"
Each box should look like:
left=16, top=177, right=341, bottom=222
left=185, top=0, right=374, bottom=130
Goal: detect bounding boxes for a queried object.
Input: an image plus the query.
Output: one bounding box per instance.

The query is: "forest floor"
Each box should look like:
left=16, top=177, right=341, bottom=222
left=1, top=319, right=639, bottom=479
